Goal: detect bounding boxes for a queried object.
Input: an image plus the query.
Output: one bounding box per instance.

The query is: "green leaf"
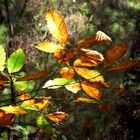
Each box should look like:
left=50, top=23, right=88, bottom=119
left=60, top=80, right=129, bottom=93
left=0, top=45, right=6, bottom=71
left=43, top=78, right=75, bottom=89
left=37, top=116, right=49, bottom=128
left=7, top=48, right=25, bottom=73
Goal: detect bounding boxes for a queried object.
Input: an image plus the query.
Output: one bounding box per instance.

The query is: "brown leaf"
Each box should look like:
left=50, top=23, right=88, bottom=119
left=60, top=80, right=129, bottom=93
left=98, top=103, right=112, bottom=113
left=47, top=112, right=68, bottom=122
left=60, top=67, right=75, bottom=80
left=114, top=83, right=126, bottom=94
left=107, top=60, right=140, bottom=72
left=75, top=67, right=104, bottom=83
left=77, top=31, right=111, bottom=48
left=16, top=70, right=48, bottom=81
left=72, top=97, right=94, bottom=103
left=0, top=110, right=15, bottom=126
left=46, top=9, right=69, bottom=43
left=35, top=41, right=64, bottom=53
left=103, top=42, right=128, bottom=67
left=81, top=81, right=101, bottom=100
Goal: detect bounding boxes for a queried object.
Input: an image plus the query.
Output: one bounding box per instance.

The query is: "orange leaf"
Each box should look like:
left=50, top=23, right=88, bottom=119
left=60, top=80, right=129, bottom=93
left=35, top=41, right=64, bottom=53
left=77, top=31, right=111, bottom=48
left=75, top=67, right=104, bottom=83
left=0, top=106, right=27, bottom=115
left=0, top=110, right=15, bottom=126
left=65, top=82, right=81, bottom=93
left=21, top=97, right=50, bottom=111
left=107, top=60, right=140, bottom=72
left=16, top=70, right=48, bottom=81
left=19, top=93, right=31, bottom=100
left=103, top=42, right=128, bottom=67
left=47, top=112, right=68, bottom=122
left=72, top=97, right=94, bottom=103
left=81, top=81, right=101, bottom=100
left=46, top=9, right=69, bottom=43
left=60, top=67, right=75, bottom=80
left=98, top=103, right=112, bottom=113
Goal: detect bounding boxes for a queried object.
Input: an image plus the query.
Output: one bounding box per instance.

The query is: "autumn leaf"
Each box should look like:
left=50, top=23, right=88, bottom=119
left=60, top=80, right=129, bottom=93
left=46, top=9, right=69, bottom=43
left=81, top=81, right=101, bottom=100
left=47, top=112, right=68, bottom=122
left=60, top=67, right=75, bottom=80
left=0, top=110, right=15, bottom=126
left=114, top=83, right=126, bottom=94
left=16, top=70, right=48, bottom=81
left=103, top=42, right=128, bottom=67
left=77, top=31, right=111, bottom=48
left=72, top=97, right=96, bottom=103
left=0, top=106, right=27, bottom=115
left=65, top=82, right=81, bottom=93
left=19, top=93, right=31, bottom=100
left=107, top=60, right=140, bottom=72
left=35, top=41, right=64, bottom=53
left=75, top=67, right=104, bottom=83
left=21, top=97, right=49, bottom=111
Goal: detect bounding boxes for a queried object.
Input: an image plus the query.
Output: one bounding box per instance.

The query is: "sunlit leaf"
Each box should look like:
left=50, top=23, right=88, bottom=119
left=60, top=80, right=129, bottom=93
left=43, top=78, right=75, bottom=89
left=37, top=115, right=49, bottom=128
left=16, top=70, right=48, bottom=81
left=107, top=60, right=140, bottom=72
left=14, top=81, right=28, bottom=91
left=21, top=97, right=49, bottom=111
left=19, top=93, right=31, bottom=100
left=0, top=105, right=27, bottom=115
left=46, top=9, right=69, bottom=43
left=47, top=112, right=68, bottom=122
left=0, top=45, right=6, bottom=72
left=81, top=81, right=101, bottom=100
left=77, top=30, right=111, bottom=48
left=98, top=103, right=112, bottom=113
left=103, top=42, right=128, bottom=67
left=0, top=110, right=15, bottom=126
left=7, top=48, right=26, bottom=73
left=35, top=41, right=64, bottom=53
left=65, top=82, right=81, bottom=93
left=72, top=97, right=96, bottom=103
left=75, top=67, right=104, bottom=83
left=60, top=67, right=75, bottom=80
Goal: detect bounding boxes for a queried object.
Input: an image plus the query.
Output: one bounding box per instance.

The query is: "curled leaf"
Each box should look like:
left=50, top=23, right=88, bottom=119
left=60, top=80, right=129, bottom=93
left=107, top=60, right=140, bottom=72
left=104, top=42, right=128, bottom=67
left=72, top=97, right=95, bottom=103
left=35, top=41, right=64, bottom=53
left=47, top=112, right=68, bottom=122
left=77, top=30, right=111, bottom=48
left=46, top=9, right=69, bottom=43
left=60, top=67, right=75, bottom=80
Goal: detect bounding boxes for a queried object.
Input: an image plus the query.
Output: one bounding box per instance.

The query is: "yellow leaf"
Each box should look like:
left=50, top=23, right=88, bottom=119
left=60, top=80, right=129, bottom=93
left=47, top=112, right=68, bottom=122
left=21, top=97, right=49, bottom=111
left=0, top=106, right=27, bottom=115
left=75, top=67, right=104, bottom=83
left=81, top=81, right=101, bottom=100
left=65, top=82, right=81, bottom=93
left=35, top=41, right=64, bottom=53
left=77, top=30, right=111, bottom=48
left=107, top=60, right=140, bottom=72
left=19, top=93, right=31, bottom=100
left=72, top=97, right=94, bottom=103
left=46, top=9, right=69, bottom=43
left=103, top=42, right=128, bottom=67
left=60, top=67, right=75, bottom=80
